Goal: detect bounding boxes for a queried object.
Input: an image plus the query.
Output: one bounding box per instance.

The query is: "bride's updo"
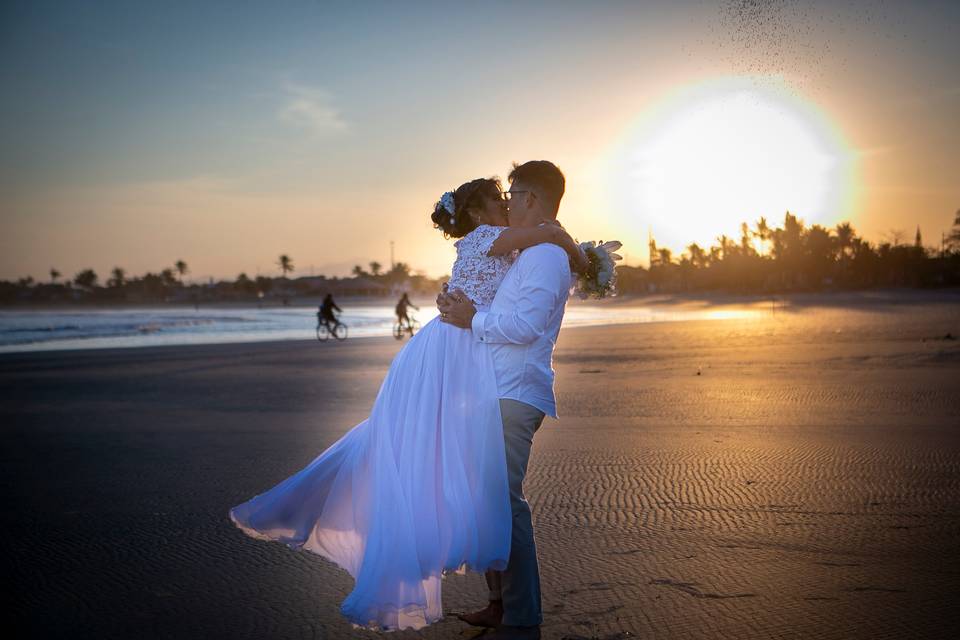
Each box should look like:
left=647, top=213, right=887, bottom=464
left=431, top=177, right=502, bottom=239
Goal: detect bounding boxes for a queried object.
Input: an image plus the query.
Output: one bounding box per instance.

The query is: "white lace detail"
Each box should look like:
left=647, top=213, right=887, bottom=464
left=447, top=225, right=516, bottom=307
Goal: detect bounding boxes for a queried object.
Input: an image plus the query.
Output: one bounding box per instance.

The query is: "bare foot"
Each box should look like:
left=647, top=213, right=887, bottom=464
left=457, top=600, right=503, bottom=628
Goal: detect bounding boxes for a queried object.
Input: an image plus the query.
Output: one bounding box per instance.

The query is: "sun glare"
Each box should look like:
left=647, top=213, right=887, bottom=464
left=608, top=78, right=857, bottom=260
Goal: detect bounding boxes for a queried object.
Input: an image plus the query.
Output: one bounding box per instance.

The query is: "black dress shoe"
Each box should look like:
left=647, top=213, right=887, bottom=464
left=486, top=623, right=541, bottom=640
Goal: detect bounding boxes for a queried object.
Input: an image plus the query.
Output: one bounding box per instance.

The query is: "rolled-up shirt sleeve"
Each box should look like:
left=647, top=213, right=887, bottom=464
left=471, top=248, right=568, bottom=345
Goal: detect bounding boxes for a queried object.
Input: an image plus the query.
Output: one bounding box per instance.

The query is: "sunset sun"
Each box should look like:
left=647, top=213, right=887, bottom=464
left=610, top=79, right=857, bottom=256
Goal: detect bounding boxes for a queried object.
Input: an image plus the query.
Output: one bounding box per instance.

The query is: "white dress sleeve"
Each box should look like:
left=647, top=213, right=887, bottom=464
left=446, top=225, right=516, bottom=308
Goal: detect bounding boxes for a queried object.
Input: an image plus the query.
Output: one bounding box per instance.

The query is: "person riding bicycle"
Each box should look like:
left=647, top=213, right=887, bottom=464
left=395, top=292, right=418, bottom=331
left=318, top=294, right=342, bottom=328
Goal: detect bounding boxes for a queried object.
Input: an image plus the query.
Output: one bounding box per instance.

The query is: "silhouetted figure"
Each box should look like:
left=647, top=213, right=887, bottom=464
left=395, top=292, right=418, bottom=330
left=318, top=294, right=341, bottom=327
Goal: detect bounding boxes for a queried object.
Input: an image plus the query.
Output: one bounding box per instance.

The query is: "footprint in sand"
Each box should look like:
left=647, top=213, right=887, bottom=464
left=650, top=578, right=757, bottom=599
left=563, top=583, right=613, bottom=595
left=844, top=586, right=907, bottom=593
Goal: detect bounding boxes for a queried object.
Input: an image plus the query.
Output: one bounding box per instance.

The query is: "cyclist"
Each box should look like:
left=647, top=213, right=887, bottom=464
left=395, top=292, right=418, bottom=332
left=318, top=293, right=342, bottom=329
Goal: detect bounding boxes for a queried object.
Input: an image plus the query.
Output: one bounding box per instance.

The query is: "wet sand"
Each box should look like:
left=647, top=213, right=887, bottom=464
left=4, top=294, right=960, bottom=639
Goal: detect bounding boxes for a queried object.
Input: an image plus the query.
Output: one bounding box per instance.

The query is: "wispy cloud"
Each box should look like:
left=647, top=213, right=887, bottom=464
left=279, top=84, right=348, bottom=137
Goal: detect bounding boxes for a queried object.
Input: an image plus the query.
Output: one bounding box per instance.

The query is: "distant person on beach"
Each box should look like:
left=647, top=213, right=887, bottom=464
left=317, top=294, right=341, bottom=328
left=231, top=163, right=599, bottom=638
left=395, top=292, right=418, bottom=330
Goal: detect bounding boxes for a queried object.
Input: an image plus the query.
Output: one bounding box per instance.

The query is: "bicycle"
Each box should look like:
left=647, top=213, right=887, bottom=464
left=392, top=316, right=420, bottom=340
left=316, top=316, right=348, bottom=342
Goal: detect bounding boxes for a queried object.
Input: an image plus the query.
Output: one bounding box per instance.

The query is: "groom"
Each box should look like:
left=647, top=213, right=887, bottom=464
left=439, top=160, right=572, bottom=640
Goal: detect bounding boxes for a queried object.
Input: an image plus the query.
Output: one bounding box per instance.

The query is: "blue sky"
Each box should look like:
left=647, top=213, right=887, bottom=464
left=2, top=1, right=958, bottom=280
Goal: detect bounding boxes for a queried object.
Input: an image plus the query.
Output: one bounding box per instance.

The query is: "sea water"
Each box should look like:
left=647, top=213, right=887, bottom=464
left=0, top=302, right=760, bottom=353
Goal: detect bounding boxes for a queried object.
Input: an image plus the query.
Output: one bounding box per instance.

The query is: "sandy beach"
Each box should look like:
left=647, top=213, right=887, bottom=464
left=4, top=292, right=960, bottom=639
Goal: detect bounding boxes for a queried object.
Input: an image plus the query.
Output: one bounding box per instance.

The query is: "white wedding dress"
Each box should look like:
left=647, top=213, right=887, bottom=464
left=230, top=225, right=517, bottom=631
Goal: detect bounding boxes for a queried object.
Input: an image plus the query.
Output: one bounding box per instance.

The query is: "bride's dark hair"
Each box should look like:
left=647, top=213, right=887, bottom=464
left=431, top=177, right=502, bottom=239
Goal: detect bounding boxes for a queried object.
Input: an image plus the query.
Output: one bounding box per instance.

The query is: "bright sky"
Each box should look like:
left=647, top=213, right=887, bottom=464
left=1, top=0, right=958, bottom=281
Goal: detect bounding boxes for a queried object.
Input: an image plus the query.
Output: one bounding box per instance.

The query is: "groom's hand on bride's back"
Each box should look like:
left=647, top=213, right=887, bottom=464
left=438, top=288, right=476, bottom=329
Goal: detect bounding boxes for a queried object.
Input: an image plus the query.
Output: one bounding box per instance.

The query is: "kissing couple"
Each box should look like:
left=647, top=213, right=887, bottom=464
left=231, top=160, right=616, bottom=639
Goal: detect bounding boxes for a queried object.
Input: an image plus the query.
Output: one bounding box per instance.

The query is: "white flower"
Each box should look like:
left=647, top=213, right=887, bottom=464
left=440, top=191, right=456, bottom=215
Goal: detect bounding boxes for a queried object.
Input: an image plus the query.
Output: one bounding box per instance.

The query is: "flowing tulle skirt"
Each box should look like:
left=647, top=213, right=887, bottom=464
left=229, top=315, right=511, bottom=631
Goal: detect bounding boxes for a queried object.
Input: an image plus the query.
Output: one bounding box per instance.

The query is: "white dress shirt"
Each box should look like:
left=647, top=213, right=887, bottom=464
left=470, top=243, right=571, bottom=418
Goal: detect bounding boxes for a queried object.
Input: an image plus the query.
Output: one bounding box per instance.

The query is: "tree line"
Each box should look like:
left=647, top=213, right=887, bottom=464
left=4, top=211, right=960, bottom=303
left=615, top=210, right=960, bottom=294
left=1, top=253, right=437, bottom=305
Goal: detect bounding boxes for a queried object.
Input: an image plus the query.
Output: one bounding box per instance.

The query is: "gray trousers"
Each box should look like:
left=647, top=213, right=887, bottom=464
left=499, top=398, right=546, bottom=626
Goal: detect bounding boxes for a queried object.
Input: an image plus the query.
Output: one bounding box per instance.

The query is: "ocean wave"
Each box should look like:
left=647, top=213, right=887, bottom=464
left=0, top=324, right=84, bottom=334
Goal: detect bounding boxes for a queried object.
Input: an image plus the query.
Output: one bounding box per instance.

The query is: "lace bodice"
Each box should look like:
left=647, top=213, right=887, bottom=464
left=447, top=225, right=516, bottom=308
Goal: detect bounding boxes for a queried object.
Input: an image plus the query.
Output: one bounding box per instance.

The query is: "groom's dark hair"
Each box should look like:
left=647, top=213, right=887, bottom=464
left=508, top=160, right=565, bottom=218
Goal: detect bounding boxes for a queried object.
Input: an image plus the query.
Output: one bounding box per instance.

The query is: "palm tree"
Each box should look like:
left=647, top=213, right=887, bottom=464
left=715, top=234, right=734, bottom=261
left=352, top=265, right=366, bottom=278
left=833, top=222, right=855, bottom=284
left=49, top=268, right=61, bottom=284
left=739, top=222, right=756, bottom=257
left=174, top=260, right=189, bottom=284
left=769, top=227, right=785, bottom=262
left=753, top=217, right=770, bottom=256
left=386, top=262, right=411, bottom=284
left=657, top=247, right=673, bottom=266
left=686, top=243, right=707, bottom=269
left=160, top=268, right=178, bottom=287
left=948, top=209, right=960, bottom=252
left=783, top=211, right=804, bottom=247
left=73, top=269, right=98, bottom=290
left=109, top=267, right=126, bottom=288
left=835, top=222, right=854, bottom=260
left=277, top=254, right=294, bottom=278
left=369, top=261, right=382, bottom=276
left=805, top=225, right=834, bottom=285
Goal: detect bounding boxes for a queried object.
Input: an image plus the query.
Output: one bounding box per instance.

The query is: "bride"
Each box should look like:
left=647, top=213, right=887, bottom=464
left=229, top=176, right=586, bottom=631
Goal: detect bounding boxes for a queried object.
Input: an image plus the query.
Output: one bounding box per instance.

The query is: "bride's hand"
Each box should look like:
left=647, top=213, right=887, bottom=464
left=549, top=226, right=590, bottom=274
left=571, top=245, right=590, bottom=274
left=438, top=288, right=476, bottom=329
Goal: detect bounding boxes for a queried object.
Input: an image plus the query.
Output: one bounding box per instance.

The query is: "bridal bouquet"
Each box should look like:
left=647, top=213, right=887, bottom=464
left=575, top=240, right=623, bottom=299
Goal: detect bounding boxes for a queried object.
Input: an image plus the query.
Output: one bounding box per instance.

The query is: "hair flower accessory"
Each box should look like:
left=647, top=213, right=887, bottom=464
left=440, top=191, right=456, bottom=223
